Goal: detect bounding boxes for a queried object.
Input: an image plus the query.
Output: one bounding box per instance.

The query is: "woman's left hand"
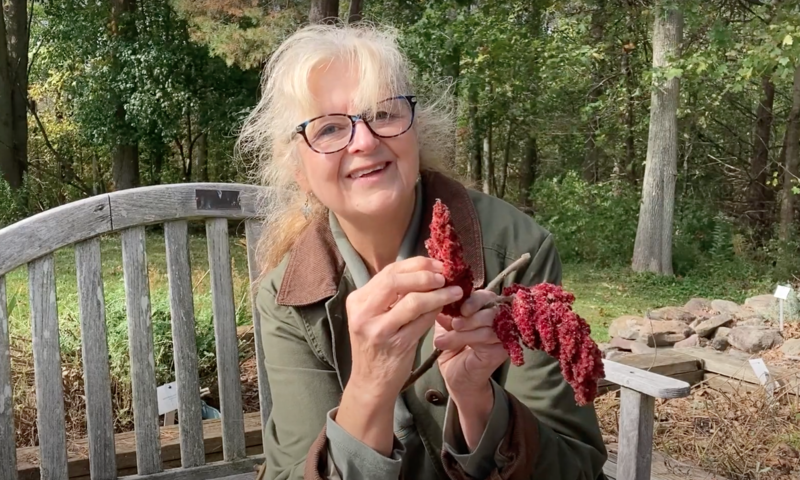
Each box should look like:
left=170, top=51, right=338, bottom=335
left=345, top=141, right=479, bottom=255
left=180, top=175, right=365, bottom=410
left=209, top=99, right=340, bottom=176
left=434, top=289, right=508, bottom=394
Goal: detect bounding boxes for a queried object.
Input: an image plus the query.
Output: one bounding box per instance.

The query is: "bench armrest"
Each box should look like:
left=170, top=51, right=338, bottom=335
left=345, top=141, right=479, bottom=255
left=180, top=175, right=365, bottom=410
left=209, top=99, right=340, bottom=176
left=602, top=358, right=691, bottom=399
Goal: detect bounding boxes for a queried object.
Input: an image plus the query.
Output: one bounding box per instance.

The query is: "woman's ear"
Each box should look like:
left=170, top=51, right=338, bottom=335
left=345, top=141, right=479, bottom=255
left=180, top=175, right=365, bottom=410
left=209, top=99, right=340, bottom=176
left=294, top=166, right=310, bottom=193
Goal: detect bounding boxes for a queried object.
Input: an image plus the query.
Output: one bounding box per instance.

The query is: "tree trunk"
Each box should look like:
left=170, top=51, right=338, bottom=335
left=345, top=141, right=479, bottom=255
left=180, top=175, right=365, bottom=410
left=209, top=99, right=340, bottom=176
left=583, top=0, right=605, bottom=184
left=310, top=0, right=339, bottom=24
left=195, top=133, right=209, bottom=182
left=0, top=7, right=18, bottom=188
left=518, top=135, right=538, bottom=213
left=498, top=123, right=512, bottom=199
left=348, top=0, right=363, bottom=23
left=748, top=76, right=775, bottom=229
left=468, top=85, right=481, bottom=186
left=111, top=0, right=139, bottom=190
left=624, top=1, right=637, bottom=184
left=482, top=125, right=493, bottom=195
left=780, top=64, right=800, bottom=241
left=7, top=0, right=27, bottom=186
left=631, top=3, right=682, bottom=275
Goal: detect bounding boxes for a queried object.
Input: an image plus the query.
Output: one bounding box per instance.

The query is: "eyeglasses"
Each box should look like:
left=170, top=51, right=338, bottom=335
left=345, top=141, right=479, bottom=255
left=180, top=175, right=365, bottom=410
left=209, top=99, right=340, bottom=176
left=293, top=95, right=417, bottom=154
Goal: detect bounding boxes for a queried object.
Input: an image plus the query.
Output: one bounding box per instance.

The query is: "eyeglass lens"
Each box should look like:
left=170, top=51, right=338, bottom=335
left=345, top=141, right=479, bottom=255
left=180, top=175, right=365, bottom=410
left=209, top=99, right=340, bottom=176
left=305, top=97, right=413, bottom=153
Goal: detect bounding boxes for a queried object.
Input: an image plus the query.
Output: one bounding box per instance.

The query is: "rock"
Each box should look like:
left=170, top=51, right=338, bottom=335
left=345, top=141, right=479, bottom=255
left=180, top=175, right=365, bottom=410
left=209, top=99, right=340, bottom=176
left=711, top=299, right=742, bottom=317
left=675, top=334, right=700, bottom=348
left=608, top=316, right=692, bottom=346
left=646, top=306, right=695, bottom=323
left=684, top=298, right=713, bottom=317
left=727, top=326, right=784, bottom=354
left=630, top=342, right=656, bottom=354
left=739, top=316, right=768, bottom=327
left=711, top=327, right=731, bottom=351
left=605, top=350, right=630, bottom=361
left=780, top=338, right=800, bottom=356
left=694, top=313, right=734, bottom=338
left=609, top=336, right=635, bottom=351
left=744, top=294, right=777, bottom=319
left=689, top=318, right=702, bottom=329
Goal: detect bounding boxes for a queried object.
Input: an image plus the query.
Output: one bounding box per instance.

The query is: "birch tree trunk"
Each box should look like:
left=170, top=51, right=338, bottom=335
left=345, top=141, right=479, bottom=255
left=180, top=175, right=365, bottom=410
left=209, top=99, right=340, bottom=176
left=780, top=64, right=800, bottom=241
left=631, top=3, right=682, bottom=275
left=748, top=76, right=775, bottom=229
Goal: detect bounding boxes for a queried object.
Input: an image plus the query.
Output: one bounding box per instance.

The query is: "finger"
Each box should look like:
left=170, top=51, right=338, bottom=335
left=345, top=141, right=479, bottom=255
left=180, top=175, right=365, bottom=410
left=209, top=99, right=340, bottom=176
left=385, top=286, right=463, bottom=331
left=435, top=312, right=454, bottom=331
left=452, top=306, right=497, bottom=332
left=459, top=289, right=498, bottom=317
left=433, top=327, right=500, bottom=351
left=386, top=256, right=444, bottom=275
left=363, top=269, right=446, bottom=312
left=397, top=308, right=439, bottom=344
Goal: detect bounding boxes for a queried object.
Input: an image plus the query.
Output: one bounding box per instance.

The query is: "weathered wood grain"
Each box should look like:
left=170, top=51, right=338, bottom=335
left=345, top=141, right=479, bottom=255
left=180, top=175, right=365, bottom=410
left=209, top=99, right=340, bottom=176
left=120, top=457, right=263, bottom=480
left=121, top=227, right=162, bottom=475
left=16, top=411, right=265, bottom=480
left=244, top=219, right=272, bottom=438
left=110, top=183, right=263, bottom=230
left=206, top=218, right=246, bottom=461
left=164, top=221, right=205, bottom=468
left=603, top=358, right=692, bottom=399
left=0, top=275, right=17, bottom=480
left=0, top=196, right=111, bottom=276
left=679, top=347, right=799, bottom=394
left=616, top=388, right=656, bottom=480
left=29, top=255, right=69, bottom=480
left=75, top=239, right=117, bottom=479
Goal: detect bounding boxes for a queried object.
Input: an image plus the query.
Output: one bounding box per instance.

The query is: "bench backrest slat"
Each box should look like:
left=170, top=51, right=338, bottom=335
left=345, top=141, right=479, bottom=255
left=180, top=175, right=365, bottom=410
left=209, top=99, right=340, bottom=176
left=245, top=219, right=272, bottom=440
left=75, top=238, right=118, bottom=478
left=164, top=220, right=206, bottom=468
left=617, top=388, right=656, bottom=480
left=121, top=226, right=163, bottom=475
left=206, top=218, right=247, bottom=461
left=29, top=255, right=69, bottom=480
left=0, top=275, right=18, bottom=480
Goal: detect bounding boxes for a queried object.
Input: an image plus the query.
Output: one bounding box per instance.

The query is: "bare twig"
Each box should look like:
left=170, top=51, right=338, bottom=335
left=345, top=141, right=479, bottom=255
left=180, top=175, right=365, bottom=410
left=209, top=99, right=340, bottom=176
left=401, top=253, right=532, bottom=392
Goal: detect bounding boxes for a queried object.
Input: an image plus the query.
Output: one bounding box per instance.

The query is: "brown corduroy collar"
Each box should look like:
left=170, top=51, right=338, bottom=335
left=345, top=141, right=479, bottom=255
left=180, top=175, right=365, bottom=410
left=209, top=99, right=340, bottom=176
left=275, top=170, right=486, bottom=307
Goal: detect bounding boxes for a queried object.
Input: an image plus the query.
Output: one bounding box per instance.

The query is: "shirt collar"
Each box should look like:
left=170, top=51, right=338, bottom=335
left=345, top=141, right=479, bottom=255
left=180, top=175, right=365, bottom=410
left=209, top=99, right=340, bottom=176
left=275, top=170, right=485, bottom=307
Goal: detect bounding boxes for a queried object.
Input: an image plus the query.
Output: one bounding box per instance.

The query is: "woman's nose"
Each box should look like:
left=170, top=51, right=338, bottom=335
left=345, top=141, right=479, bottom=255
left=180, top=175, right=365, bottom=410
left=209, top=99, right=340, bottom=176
left=348, top=120, right=380, bottom=153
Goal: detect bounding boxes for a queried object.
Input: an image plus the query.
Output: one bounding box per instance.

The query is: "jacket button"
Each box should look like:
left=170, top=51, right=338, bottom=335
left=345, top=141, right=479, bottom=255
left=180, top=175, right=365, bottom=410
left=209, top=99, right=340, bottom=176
left=425, top=389, right=447, bottom=406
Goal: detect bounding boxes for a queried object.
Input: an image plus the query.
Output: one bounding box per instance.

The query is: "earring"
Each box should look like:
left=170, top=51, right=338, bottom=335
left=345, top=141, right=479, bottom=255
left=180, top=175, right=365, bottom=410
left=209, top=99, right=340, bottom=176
left=302, top=194, right=312, bottom=218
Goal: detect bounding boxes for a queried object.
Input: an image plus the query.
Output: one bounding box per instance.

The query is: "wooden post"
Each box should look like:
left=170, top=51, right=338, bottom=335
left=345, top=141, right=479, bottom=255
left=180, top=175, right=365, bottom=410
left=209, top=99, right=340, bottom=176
left=617, top=387, right=655, bottom=480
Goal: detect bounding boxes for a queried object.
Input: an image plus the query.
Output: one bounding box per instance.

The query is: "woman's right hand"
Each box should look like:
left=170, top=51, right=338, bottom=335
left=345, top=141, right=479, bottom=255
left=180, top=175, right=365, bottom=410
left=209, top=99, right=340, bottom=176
left=334, top=256, right=464, bottom=455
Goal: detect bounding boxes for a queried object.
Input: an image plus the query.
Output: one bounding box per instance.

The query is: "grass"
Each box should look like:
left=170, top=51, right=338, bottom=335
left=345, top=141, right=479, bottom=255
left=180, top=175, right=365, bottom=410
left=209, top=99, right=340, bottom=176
left=562, top=262, right=774, bottom=343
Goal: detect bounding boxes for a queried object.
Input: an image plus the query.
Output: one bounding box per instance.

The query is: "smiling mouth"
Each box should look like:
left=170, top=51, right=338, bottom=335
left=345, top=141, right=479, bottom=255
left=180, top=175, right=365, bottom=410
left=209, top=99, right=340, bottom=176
left=348, top=162, right=389, bottom=179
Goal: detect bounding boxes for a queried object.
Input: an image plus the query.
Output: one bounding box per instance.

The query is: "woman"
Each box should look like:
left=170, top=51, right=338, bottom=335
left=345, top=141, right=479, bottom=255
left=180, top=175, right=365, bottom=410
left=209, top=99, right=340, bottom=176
left=237, top=23, right=607, bottom=480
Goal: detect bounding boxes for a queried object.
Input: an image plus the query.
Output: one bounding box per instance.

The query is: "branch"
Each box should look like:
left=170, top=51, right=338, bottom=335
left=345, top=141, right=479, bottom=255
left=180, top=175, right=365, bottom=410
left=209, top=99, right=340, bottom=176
left=400, top=253, right=532, bottom=392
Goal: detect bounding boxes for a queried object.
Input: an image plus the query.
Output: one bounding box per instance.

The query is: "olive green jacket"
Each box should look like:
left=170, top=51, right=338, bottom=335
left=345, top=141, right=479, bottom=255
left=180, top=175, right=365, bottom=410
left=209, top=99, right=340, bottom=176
left=256, top=170, right=608, bottom=480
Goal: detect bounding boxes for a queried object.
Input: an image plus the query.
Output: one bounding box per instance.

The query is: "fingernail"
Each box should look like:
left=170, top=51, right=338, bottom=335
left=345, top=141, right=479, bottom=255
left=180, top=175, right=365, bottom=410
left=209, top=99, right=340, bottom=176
left=452, top=318, right=464, bottom=330
left=434, top=273, right=445, bottom=284
left=449, top=286, right=463, bottom=297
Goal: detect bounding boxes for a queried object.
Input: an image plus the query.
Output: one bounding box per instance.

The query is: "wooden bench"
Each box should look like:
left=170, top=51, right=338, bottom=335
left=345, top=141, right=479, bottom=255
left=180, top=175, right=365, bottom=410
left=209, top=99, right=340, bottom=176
left=0, top=183, right=691, bottom=480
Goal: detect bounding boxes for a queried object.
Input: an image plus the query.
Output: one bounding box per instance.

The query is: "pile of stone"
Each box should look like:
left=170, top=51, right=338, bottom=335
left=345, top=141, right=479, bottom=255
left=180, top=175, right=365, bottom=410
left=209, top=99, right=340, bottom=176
left=601, top=295, right=800, bottom=360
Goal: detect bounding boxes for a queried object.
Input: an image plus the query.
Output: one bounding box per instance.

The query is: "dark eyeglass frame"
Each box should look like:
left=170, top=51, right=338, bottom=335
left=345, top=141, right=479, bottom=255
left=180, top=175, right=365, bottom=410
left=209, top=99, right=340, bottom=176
left=293, top=95, right=417, bottom=154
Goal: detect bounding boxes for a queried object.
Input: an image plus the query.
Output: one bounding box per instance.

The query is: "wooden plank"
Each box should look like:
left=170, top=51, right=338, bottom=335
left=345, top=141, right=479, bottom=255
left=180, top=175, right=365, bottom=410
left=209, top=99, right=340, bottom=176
left=599, top=369, right=704, bottom=396
left=244, top=220, right=272, bottom=438
left=601, top=349, right=700, bottom=377
left=703, top=373, right=764, bottom=395
left=29, top=255, right=69, bottom=480
left=16, top=412, right=265, bottom=480
left=206, top=218, right=246, bottom=461
left=616, top=388, right=655, bottom=480
left=120, top=457, right=263, bottom=480
left=121, top=227, right=162, bottom=475
left=603, top=359, right=692, bottom=399
left=74, top=239, right=117, bottom=479
left=0, top=275, right=17, bottom=480
left=0, top=196, right=112, bottom=276
left=164, top=221, right=205, bottom=468
left=678, top=347, right=799, bottom=394
left=109, top=183, right=262, bottom=231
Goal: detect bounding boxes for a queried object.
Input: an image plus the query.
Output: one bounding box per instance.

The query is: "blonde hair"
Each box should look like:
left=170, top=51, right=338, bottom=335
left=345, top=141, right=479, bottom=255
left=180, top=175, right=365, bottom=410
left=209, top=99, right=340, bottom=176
left=236, top=22, right=457, bottom=275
